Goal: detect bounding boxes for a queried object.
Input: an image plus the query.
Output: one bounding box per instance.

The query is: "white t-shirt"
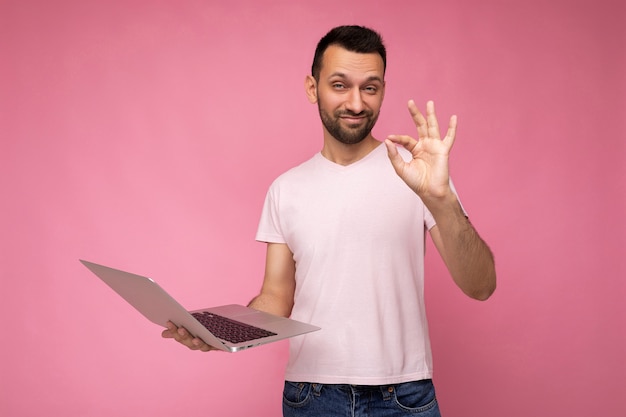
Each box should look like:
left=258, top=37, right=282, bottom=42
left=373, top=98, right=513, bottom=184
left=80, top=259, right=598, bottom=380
left=256, top=143, right=437, bottom=385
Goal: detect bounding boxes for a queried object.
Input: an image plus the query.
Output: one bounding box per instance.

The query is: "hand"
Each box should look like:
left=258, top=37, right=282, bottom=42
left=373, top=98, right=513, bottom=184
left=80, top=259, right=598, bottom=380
left=161, top=321, right=219, bottom=352
left=384, top=100, right=457, bottom=201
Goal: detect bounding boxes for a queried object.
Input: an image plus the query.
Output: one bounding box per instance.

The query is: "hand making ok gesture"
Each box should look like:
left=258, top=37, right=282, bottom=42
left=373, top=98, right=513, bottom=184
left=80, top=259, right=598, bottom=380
left=384, top=100, right=457, bottom=203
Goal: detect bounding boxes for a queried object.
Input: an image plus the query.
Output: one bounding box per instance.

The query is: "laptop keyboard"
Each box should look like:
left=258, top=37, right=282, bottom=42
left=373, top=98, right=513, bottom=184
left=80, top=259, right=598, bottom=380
left=191, top=311, right=277, bottom=344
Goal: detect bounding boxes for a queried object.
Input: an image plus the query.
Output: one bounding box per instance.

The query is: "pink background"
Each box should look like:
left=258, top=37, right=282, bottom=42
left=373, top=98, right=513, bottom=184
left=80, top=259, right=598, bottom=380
left=1, top=0, right=624, bottom=416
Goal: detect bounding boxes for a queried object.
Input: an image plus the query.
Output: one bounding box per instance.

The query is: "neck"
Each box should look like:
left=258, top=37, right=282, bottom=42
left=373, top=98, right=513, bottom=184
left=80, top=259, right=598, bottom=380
left=321, top=135, right=380, bottom=166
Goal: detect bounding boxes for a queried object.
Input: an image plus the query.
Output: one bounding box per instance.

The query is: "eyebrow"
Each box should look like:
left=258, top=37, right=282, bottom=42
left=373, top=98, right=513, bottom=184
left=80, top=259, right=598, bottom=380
left=328, top=72, right=384, bottom=84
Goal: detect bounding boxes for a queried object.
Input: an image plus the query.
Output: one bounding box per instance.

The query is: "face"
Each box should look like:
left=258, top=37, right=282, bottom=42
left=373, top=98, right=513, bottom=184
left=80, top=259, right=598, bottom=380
left=306, top=45, right=385, bottom=145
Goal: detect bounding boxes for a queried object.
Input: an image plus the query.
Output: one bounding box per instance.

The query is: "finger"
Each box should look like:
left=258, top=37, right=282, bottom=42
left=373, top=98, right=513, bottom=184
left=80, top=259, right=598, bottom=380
left=161, top=321, right=177, bottom=338
left=425, top=100, right=440, bottom=140
left=199, top=345, right=214, bottom=352
left=387, top=134, right=418, bottom=150
left=443, top=115, right=458, bottom=149
left=407, top=100, right=428, bottom=139
left=384, top=138, right=398, bottom=155
left=162, top=321, right=216, bottom=351
left=188, top=337, right=210, bottom=351
left=384, top=138, right=405, bottom=176
left=176, top=327, right=213, bottom=350
left=174, top=326, right=197, bottom=346
left=176, top=328, right=207, bottom=350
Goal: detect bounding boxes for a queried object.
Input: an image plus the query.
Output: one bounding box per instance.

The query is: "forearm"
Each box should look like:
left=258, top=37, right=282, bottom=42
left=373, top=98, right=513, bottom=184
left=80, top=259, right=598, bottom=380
left=428, top=193, right=496, bottom=300
left=248, top=242, right=297, bottom=317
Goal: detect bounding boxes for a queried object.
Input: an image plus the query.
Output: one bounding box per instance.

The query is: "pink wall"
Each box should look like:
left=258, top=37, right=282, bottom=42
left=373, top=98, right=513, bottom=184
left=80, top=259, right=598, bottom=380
left=1, top=0, right=624, bottom=416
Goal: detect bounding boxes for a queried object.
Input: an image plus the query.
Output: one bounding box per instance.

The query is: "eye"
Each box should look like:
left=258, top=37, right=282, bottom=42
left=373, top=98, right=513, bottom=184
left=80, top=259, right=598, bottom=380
left=362, top=86, right=378, bottom=94
left=332, top=83, right=346, bottom=90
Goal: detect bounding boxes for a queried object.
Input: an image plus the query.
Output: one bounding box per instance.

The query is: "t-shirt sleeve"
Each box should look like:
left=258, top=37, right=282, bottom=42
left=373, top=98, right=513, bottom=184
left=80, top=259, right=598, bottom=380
left=255, top=183, right=287, bottom=244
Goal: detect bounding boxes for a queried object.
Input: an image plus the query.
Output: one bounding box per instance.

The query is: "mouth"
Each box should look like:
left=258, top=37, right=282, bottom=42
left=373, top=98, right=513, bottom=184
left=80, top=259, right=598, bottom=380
left=338, top=112, right=369, bottom=126
left=341, top=116, right=366, bottom=125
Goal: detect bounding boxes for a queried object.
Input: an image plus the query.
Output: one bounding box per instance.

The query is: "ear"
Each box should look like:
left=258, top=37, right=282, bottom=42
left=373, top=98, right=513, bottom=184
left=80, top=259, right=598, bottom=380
left=304, top=75, right=318, bottom=104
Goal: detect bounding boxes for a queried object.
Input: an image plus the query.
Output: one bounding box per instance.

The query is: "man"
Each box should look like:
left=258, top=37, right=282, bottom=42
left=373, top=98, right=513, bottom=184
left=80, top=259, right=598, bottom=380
left=163, top=25, right=496, bottom=416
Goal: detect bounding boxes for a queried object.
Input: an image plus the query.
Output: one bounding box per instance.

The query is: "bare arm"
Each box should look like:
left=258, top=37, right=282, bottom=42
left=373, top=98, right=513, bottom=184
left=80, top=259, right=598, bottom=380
left=428, top=199, right=496, bottom=300
left=247, top=242, right=296, bottom=317
left=386, top=100, right=496, bottom=300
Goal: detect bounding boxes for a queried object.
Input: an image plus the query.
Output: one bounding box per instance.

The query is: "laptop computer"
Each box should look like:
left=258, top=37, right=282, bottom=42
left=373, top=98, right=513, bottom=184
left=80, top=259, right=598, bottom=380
left=80, top=259, right=320, bottom=352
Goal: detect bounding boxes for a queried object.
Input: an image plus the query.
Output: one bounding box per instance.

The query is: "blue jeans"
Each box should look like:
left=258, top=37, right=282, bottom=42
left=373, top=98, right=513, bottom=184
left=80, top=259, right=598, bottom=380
left=282, top=380, right=441, bottom=417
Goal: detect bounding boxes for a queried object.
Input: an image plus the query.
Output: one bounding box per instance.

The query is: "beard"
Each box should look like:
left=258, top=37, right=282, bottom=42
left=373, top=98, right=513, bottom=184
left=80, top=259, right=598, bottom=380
left=318, top=104, right=379, bottom=145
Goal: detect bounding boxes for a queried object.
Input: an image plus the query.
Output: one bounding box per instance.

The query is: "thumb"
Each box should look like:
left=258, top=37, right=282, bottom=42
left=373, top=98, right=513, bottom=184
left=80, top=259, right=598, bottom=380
left=385, top=139, right=404, bottom=176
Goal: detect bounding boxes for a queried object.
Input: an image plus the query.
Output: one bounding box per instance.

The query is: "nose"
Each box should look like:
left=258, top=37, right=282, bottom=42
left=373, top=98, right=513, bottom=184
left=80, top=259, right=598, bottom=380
left=345, top=88, right=365, bottom=114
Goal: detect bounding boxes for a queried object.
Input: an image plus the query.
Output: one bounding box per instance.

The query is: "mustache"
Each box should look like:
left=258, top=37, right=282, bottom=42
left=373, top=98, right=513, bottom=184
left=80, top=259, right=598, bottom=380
left=336, top=109, right=372, bottom=118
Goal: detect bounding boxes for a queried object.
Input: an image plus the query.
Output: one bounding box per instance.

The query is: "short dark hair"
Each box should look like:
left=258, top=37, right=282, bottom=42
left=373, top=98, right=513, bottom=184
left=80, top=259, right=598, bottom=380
left=311, top=25, right=386, bottom=82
